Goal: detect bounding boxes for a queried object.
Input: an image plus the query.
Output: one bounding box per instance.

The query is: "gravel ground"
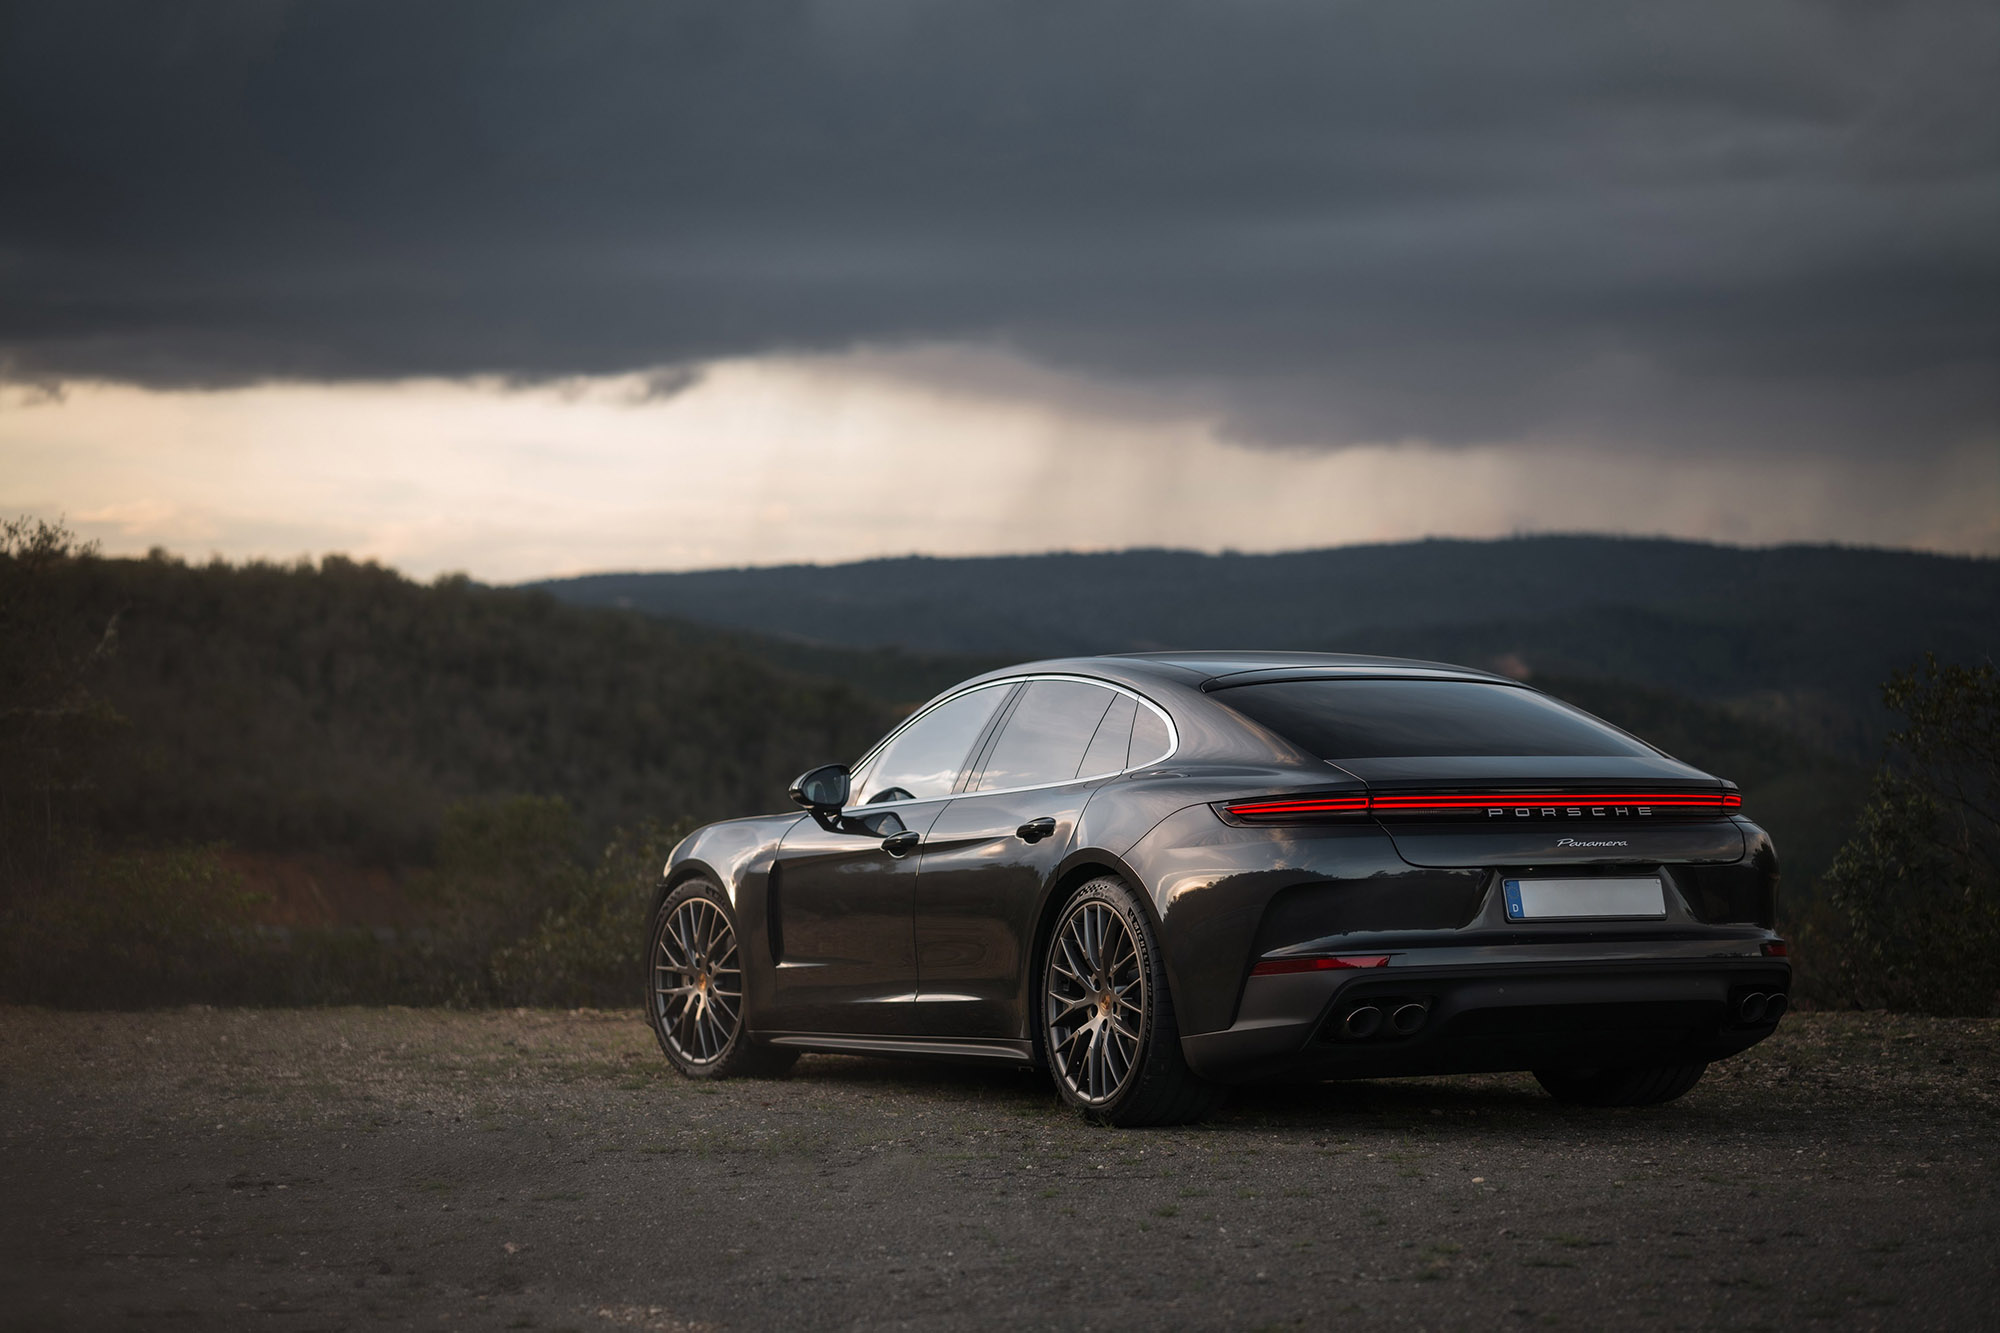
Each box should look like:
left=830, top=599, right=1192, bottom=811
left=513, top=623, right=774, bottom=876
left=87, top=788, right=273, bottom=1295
left=1, top=1007, right=1996, bottom=1332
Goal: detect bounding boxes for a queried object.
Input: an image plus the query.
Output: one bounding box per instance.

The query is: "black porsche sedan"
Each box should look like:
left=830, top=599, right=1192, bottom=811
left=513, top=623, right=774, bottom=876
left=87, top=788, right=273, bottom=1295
left=644, top=652, right=1790, bottom=1126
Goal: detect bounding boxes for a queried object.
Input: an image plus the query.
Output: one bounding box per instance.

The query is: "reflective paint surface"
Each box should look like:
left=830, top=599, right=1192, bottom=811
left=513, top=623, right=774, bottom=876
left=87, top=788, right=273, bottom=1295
left=661, top=651, right=1787, bottom=1085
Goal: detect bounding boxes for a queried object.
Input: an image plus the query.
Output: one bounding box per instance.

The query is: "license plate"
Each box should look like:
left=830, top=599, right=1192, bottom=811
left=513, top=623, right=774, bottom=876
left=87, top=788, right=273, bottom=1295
left=1503, top=876, right=1666, bottom=921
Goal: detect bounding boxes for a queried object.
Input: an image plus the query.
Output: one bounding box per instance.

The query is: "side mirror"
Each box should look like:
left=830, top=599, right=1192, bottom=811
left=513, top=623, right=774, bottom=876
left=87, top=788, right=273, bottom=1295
left=787, top=764, right=851, bottom=814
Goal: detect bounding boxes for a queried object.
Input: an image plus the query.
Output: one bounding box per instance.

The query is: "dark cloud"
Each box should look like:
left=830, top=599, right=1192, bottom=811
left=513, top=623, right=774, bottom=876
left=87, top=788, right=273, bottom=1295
left=1, top=0, right=1994, bottom=456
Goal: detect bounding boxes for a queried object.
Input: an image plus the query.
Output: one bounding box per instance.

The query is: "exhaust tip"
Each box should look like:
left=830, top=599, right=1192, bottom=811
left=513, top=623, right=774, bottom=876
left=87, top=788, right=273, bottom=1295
left=1737, top=992, right=1768, bottom=1024
left=1341, top=1005, right=1383, bottom=1040
left=1764, top=992, right=1789, bottom=1021
left=1390, top=1002, right=1430, bottom=1036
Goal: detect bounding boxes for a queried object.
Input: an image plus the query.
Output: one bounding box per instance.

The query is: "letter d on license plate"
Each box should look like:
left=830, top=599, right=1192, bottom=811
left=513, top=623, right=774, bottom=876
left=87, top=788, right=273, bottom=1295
left=1503, top=876, right=1666, bottom=921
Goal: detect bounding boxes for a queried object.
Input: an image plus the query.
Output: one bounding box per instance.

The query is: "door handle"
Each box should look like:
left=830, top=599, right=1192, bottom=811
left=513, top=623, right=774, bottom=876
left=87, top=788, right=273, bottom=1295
left=1016, top=817, right=1057, bottom=843
left=881, top=830, right=923, bottom=857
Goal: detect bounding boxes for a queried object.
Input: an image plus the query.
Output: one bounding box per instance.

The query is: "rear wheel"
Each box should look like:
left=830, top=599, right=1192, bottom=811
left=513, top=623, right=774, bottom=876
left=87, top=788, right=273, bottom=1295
left=646, top=879, right=797, bottom=1079
left=1534, top=1061, right=1707, bottom=1107
left=1041, top=877, right=1225, bottom=1127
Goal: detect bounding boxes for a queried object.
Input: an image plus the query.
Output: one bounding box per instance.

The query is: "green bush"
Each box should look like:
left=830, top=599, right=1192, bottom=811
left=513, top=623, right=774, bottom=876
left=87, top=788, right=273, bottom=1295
left=0, top=798, right=687, bottom=1010
left=489, top=818, right=691, bottom=1007
left=1819, top=656, right=1999, bottom=1015
left=1, top=842, right=262, bottom=1006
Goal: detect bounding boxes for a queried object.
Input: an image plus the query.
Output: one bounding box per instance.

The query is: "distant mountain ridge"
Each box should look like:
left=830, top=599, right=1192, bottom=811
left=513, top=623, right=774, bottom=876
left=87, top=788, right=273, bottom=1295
left=530, top=537, right=2000, bottom=758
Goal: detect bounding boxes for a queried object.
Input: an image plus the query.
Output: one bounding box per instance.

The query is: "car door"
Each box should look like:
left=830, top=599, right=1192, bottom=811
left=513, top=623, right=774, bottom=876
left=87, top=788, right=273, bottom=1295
left=762, top=682, right=1016, bottom=1035
left=912, top=679, right=1141, bottom=1040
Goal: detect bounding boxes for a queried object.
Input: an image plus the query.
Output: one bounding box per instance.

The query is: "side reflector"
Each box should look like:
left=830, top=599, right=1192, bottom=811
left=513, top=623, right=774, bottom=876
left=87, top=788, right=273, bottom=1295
left=1761, top=940, right=1789, bottom=957
left=1250, top=954, right=1391, bottom=977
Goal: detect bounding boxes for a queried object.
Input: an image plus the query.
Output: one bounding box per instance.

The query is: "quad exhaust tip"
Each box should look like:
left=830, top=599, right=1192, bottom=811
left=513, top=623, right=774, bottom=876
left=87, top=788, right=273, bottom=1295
left=1341, top=1005, right=1383, bottom=1039
left=1737, top=992, right=1788, bottom=1024
left=1336, top=1001, right=1431, bottom=1040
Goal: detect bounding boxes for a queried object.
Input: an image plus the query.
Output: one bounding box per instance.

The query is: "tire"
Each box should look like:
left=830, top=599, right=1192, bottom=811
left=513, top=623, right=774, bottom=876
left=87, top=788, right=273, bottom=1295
left=1040, top=876, right=1226, bottom=1127
left=645, top=879, right=798, bottom=1079
left=1533, top=1061, right=1707, bottom=1107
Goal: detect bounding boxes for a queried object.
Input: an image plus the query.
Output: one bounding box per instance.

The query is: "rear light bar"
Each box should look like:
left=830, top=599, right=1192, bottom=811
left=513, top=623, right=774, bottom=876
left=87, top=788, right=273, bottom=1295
left=1225, top=795, right=1369, bottom=820
left=1249, top=954, right=1391, bottom=977
left=1224, top=788, right=1742, bottom=822
left=1371, top=791, right=1738, bottom=815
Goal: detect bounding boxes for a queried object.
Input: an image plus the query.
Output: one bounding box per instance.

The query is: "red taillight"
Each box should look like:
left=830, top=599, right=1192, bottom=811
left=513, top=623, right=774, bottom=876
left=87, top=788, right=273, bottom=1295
left=1225, top=795, right=1369, bottom=822
left=1249, top=954, right=1391, bottom=977
left=1225, top=788, right=1741, bottom=823
left=1762, top=940, right=1789, bottom=957
left=1369, top=791, right=1732, bottom=813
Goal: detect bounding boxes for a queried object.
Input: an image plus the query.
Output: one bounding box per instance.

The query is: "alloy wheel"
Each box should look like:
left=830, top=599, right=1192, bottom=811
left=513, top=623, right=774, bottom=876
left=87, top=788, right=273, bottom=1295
left=652, top=895, right=743, bottom=1066
left=1046, top=899, right=1147, bottom=1105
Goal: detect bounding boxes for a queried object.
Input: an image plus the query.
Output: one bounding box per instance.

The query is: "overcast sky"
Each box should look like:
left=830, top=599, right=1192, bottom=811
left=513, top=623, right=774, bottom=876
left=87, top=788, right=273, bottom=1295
left=3, top=1, right=1996, bottom=574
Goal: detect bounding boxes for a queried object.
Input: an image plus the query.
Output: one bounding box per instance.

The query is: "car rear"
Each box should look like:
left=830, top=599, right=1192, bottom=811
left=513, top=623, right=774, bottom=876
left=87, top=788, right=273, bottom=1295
left=1162, top=674, right=1790, bottom=1094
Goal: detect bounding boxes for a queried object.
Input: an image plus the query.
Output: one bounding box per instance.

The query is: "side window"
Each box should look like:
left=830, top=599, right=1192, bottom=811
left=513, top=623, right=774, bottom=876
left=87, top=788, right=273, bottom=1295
left=1077, top=694, right=1137, bottom=779
left=852, top=685, right=1011, bottom=805
left=1129, top=704, right=1173, bottom=768
left=973, top=681, right=1117, bottom=792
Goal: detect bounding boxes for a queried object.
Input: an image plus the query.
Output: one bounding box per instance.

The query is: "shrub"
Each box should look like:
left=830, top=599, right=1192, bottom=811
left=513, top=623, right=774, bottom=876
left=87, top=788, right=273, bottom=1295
left=488, top=818, right=691, bottom=1007
left=1820, top=656, right=1999, bottom=1015
left=0, top=798, right=688, bottom=1010
left=1, top=842, right=262, bottom=1006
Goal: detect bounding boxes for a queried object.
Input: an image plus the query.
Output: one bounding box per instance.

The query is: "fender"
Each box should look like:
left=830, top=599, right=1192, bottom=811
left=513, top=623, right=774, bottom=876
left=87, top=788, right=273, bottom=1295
left=662, top=812, right=804, bottom=908
left=1011, top=808, right=1192, bottom=1051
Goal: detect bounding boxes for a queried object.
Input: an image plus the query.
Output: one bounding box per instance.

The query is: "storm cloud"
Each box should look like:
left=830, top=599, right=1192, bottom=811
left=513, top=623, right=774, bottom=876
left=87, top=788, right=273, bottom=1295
left=2, top=0, right=1995, bottom=458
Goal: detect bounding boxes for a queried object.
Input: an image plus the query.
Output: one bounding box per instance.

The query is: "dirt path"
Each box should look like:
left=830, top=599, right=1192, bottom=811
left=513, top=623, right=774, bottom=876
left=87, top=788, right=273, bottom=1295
left=2, top=1007, right=1995, bottom=1331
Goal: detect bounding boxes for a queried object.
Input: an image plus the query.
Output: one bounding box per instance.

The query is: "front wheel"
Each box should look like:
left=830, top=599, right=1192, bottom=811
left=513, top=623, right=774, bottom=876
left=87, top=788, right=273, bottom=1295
left=1040, top=877, right=1225, bottom=1127
left=1534, top=1061, right=1707, bottom=1107
left=646, top=879, right=797, bottom=1079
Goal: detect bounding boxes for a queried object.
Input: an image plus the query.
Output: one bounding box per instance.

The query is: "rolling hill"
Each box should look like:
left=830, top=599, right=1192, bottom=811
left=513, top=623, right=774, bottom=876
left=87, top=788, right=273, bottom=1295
left=22, top=553, right=902, bottom=864
left=0, top=540, right=1891, bottom=930
left=532, top=536, right=2000, bottom=759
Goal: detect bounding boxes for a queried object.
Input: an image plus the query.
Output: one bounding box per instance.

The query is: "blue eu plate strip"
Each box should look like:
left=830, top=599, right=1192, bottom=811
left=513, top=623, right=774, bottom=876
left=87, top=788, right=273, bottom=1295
left=1503, top=879, right=1525, bottom=921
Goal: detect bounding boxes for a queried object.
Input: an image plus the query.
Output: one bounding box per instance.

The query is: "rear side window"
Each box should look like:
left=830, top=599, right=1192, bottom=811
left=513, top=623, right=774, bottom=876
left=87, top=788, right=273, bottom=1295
left=1215, top=680, right=1653, bottom=760
left=1077, top=694, right=1138, bottom=778
left=853, top=684, right=1012, bottom=804
left=973, top=680, right=1118, bottom=791
left=1129, top=704, right=1173, bottom=767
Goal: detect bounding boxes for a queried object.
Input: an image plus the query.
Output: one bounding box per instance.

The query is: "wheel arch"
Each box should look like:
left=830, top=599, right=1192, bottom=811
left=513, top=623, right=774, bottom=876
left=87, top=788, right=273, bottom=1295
left=664, top=855, right=724, bottom=892
left=658, top=812, right=804, bottom=915
left=1023, top=848, right=1174, bottom=1070
left=650, top=856, right=724, bottom=922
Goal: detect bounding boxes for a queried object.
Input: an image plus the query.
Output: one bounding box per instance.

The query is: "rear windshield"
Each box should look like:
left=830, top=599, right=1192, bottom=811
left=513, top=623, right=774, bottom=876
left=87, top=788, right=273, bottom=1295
left=1216, top=679, right=1655, bottom=760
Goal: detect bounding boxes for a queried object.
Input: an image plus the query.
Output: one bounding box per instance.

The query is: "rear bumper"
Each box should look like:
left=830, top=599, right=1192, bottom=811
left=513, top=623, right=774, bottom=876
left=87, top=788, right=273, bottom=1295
left=1180, top=946, right=1792, bottom=1083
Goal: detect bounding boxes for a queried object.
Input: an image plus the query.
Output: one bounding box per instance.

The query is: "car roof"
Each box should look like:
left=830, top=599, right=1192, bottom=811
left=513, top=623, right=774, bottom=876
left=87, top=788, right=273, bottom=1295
left=957, top=650, right=1515, bottom=693
left=1114, top=650, right=1513, bottom=686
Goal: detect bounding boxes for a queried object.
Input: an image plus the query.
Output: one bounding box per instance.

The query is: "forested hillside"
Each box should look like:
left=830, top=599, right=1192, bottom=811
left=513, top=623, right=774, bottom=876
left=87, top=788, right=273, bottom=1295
left=535, top=537, right=2000, bottom=759
left=0, top=541, right=1894, bottom=897
left=1, top=534, right=932, bottom=1005
left=2, top=527, right=1980, bottom=1010
left=17, top=551, right=899, bottom=864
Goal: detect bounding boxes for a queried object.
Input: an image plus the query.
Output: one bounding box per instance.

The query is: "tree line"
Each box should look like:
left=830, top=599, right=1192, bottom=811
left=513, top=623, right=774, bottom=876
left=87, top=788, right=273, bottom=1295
left=0, top=518, right=892, bottom=1006
left=2, top=518, right=1994, bottom=1013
